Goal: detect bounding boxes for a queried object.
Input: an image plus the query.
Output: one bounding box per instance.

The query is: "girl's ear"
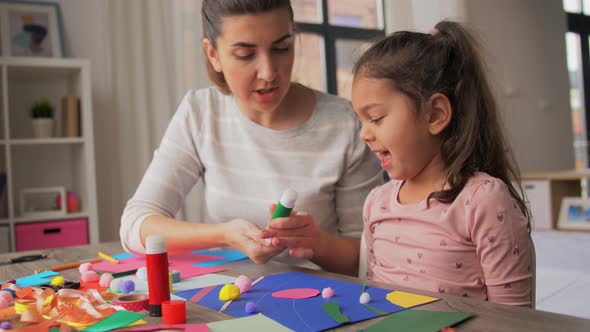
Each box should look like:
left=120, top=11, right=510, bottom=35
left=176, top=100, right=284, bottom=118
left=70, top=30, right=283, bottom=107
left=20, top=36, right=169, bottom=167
left=203, top=38, right=222, bottom=72
left=427, top=93, right=452, bottom=135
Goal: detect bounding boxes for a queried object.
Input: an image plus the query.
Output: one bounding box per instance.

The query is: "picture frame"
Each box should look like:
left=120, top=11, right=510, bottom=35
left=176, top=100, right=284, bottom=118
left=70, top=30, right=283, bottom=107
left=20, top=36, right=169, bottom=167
left=20, top=186, right=66, bottom=218
left=0, top=0, right=64, bottom=57
left=557, top=196, right=590, bottom=231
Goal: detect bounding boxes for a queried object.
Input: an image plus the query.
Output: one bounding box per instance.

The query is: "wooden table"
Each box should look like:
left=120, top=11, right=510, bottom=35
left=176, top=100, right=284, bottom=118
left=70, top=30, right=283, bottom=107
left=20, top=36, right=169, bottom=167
left=1, top=242, right=590, bottom=331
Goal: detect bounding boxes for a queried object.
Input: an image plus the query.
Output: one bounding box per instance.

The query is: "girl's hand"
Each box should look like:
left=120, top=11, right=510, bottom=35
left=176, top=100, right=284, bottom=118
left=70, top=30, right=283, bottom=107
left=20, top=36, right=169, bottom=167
left=260, top=205, right=324, bottom=260
left=223, top=218, right=282, bottom=264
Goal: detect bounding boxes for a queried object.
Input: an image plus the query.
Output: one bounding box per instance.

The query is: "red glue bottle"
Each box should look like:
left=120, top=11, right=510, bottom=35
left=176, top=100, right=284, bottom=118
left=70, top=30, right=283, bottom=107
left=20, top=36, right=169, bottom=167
left=146, top=234, right=170, bottom=316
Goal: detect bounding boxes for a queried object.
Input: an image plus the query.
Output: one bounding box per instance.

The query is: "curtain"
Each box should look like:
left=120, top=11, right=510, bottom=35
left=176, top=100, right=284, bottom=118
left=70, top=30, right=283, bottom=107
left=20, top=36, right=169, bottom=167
left=101, top=0, right=206, bottom=240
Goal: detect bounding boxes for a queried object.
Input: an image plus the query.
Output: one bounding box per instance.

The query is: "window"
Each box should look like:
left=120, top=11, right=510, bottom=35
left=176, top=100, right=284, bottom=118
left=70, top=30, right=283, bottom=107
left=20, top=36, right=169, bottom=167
left=292, top=0, right=385, bottom=99
left=565, top=0, right=590, bottom=168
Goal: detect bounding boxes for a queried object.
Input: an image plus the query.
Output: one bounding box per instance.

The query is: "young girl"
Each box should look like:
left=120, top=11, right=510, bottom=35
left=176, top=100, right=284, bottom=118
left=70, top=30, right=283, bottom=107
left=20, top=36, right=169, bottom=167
left=120, top=0, right=382, bottom=269
left=352, top=21, right=532, bottom=306
left=263, top=20, right=533, bottom=305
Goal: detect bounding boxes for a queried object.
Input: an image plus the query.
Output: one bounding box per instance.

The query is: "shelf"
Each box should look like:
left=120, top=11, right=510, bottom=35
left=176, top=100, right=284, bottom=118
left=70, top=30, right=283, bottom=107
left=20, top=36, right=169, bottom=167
left=9, top=138, right=84, bottom=145
left=0, top=219, right=9, bottom=225
left=12, top=212, right=89, bottom=224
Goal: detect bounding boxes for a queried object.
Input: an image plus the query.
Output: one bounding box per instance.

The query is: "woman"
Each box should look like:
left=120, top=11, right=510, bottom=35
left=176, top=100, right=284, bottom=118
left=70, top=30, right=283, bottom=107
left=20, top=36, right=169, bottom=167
left=120, top=0, right=381, bottom=273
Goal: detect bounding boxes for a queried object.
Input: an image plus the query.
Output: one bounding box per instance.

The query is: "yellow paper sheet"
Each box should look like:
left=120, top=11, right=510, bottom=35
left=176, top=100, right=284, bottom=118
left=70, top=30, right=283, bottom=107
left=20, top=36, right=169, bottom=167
left=386, top=291, right=438, bottom=308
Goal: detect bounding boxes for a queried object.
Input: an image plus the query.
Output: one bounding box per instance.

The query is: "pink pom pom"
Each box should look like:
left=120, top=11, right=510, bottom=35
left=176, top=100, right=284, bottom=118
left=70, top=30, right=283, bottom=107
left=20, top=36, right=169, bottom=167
left=234, top=275, right=252, bottom=293
left=79, top=262, right=92, bottom=273
left=99, top=273, right=114, bottom=288
left=0, top=297, right=10, bottom=309
left=0, top=291, right=12, bottom=303
left=81, top=270, right=99, bottom=282
left=322, top=287, right=334, bottom=299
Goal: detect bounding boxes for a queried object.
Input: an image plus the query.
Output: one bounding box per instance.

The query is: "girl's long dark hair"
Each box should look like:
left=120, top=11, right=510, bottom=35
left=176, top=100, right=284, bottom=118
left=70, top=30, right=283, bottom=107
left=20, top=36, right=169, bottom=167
left=353, top=21, right=530, bottom=222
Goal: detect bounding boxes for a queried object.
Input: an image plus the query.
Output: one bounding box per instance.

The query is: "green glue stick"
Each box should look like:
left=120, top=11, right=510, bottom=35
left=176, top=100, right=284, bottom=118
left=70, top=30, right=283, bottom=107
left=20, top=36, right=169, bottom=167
left=271, top=188, right=298, bottom=219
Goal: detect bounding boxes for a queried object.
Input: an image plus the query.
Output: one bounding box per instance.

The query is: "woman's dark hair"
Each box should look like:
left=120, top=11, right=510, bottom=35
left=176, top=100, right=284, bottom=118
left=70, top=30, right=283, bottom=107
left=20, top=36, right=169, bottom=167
left=353, top=20, right=530, bottom=222
left=201, top=0, right=294, bottom=94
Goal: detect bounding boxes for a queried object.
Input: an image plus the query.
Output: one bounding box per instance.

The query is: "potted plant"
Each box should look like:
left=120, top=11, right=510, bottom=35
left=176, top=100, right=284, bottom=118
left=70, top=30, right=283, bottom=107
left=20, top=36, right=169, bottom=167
left=31, top=98, right=54, bottom=138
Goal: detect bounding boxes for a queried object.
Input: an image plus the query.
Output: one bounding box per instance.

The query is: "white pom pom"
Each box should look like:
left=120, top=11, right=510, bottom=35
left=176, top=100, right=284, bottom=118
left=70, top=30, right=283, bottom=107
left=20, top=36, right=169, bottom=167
left=136, top=267, right=148, bottom=281
left=359, top=292, right=371, bottom=304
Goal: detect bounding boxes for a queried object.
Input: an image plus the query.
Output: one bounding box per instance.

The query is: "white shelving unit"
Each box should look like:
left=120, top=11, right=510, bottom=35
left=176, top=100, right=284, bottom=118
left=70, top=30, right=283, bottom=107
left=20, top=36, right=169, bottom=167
left=0, top=57, right=98, bottom=252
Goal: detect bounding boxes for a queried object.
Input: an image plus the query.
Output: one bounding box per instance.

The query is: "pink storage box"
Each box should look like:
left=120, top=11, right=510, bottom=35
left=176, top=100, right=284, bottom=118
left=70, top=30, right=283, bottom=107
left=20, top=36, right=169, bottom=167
left=16, top=218, right=88, bottom=251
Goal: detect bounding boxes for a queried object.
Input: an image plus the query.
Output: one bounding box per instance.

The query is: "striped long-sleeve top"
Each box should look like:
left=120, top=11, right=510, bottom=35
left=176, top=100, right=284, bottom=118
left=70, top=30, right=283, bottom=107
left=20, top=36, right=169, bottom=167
left=120, top=87, right=383, bottom=263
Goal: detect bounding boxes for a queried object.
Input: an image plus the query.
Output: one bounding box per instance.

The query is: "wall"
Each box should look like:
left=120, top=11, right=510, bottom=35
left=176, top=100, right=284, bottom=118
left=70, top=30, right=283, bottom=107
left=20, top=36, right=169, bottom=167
left=464, top=0, right=574, bottom=171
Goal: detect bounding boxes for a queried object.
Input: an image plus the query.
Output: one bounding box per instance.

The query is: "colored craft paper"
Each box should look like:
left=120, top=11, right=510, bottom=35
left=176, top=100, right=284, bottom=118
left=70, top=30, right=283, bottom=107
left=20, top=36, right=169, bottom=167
left=12, top=270, right=59, bottom=287
left=93, top=253, right=225, bottom=278
left=272, top=288, right=320, bottom=299
left=190, top=285, right=216, bottom=303
left=207, top=313, right=292, bottom=332
left=386, top=291, right=439, bottom=308
left=81, top=311, right=146, bottom=332
left=322, top=301, right=349, bottom=323
left=175, top=272, right=406, bottom=332
left=363, top=303, right=387, bottom=316
left=194, top=248, right=248, bottom=267
left=357, top=309, right=473, bottom=332
left=119, top=273, right=236, bottom=299
left=112, top=253, right=135, bottom=260
left=110, top=323, right=209, bottom=332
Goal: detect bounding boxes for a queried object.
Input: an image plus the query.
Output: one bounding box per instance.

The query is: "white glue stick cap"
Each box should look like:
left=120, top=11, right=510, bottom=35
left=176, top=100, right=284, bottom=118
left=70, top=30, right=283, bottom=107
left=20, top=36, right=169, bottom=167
left=146, top=235, right=166, bottom=254
left=279, top=188, right=297, bottom=208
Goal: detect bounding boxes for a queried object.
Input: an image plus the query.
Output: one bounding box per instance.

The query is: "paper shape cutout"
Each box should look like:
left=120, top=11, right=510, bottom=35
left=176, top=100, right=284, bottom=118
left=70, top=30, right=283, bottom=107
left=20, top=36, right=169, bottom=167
left=358, top=309, right=473, bottom=332
left=11, top=270, right=59, bottom=287
left=93, top=252, right=225, bottom=278
left=207, top=313, right=292, bottom=332
left=272, top=288, right=320, bottom=299
left=363, top=303, right=387, bottom=316
left=194, top=248, right=248, bottom=267
left=386, top=291, right=439, bottom=308
left=107, top=323, right=209, bottom=332
left=175, top=272, right=406, bottom=332
left=81, top=311, right=145, bottom=331
left=112, top=253, right=135, bottom=260
left=190, top=285, right=216, bottom=303
left=321, top=301, right=349, bottom=323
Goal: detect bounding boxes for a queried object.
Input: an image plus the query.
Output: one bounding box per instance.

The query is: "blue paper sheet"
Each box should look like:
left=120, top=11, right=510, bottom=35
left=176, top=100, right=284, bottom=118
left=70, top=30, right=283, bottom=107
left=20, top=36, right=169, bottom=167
left=193, top=248, right=248, bottom=267
left=13, top=270, right=59, bottom=287
left=174, top=272, right=406, bottom=332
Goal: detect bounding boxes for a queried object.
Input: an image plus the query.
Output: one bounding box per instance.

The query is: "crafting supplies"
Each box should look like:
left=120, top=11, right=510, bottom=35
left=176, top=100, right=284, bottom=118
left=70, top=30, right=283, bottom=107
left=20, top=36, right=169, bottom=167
left=146, top=235, right=170, bottom=317
left=112, top=294, right=149, bottom=312
left=271, top=188, right=297, bottom=220
left=161, top=300, right=186, bottom=324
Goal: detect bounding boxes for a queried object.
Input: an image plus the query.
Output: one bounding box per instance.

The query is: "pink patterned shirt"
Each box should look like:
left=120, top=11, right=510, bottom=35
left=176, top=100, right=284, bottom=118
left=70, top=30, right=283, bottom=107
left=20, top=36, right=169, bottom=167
left=363, top=172, right=532, bottom=306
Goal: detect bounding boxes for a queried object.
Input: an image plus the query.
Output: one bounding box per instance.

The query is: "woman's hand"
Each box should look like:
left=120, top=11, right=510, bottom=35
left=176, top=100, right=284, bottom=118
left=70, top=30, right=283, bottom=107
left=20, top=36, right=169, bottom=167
left=223, top=218, right=283, bottom=264
left=260, top=205, right=324, bottom=260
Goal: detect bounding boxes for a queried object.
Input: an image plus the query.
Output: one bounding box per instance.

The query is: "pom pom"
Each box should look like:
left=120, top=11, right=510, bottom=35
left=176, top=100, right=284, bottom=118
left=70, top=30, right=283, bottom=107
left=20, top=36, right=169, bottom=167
left=359, top=291, right=371, bottom=304
left=219, top=284, right=240, bottom=301
left=79, top=262, right=92, bottom=273
left=110, top=278, right=122, bottom=292
left=2, top=289, right=15, bottom=298
left=321, top=287, right=334, bottom=299
left=99, top=273, right=114, bottom=288
left=0, top=321, right=12, bottom=330
left=136, top=267, right=148, bottom=281
left=0, top=291, right=12, bottom=303
left=81, top=271, right=99, bottom=282
left=0, top=297, right=10, bottom=310
left=234, top=275, right=252, bottom=293
left=120, top=280, right=135, bottom=294
left=245, top=301, right=256, bottom=314
left=50, top=276, right=65, bottom=287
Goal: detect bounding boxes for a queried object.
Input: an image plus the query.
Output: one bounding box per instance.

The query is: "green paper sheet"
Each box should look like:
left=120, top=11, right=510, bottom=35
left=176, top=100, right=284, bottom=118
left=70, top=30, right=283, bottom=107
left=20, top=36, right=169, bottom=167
left=81, top=311, right=145, bottom=332
left=358, top=309, right=473, bottom=332
left=322, top=301, right=350, bottom=323
left=208, top=313, right=293, bottom=332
